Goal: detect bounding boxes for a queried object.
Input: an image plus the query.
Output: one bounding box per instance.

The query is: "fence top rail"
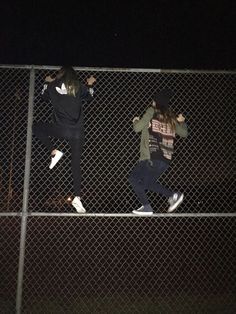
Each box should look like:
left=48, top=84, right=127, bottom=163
left=0, top=212, right=235, bottom=218
left=0, top=64, right=235, bottom=74
left=30, top=212, right=236, bottom=217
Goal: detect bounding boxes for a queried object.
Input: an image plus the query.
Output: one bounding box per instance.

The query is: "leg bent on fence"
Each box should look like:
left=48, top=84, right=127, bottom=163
left=32, top=122, right=84, bottom=196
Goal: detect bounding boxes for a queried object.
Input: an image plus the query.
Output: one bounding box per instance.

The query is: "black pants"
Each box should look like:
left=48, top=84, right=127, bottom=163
left=129, top=159, right=173, bottom=206
left=32, top=122, right=84, bottom=196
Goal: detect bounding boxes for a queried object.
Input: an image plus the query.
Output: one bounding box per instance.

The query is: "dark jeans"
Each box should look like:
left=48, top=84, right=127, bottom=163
left=32, top=122, right=84, bottom=196
left=129, top=159, right=173, bottom=206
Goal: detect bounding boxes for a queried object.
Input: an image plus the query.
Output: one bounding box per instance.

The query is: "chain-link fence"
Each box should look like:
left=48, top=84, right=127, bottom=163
left=0, top=65, right=235, bottom=313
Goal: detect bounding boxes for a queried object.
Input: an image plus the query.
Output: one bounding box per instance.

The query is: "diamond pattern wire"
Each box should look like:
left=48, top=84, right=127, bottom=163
left=28, top=68, right=235, bottom=213
left=0, top=66, right=235, bottom=314
left=0, top=68, right=30, bottom=212
left=21, top=216, right=235, bottom=313
left=0, top=217, right=21, bottom=314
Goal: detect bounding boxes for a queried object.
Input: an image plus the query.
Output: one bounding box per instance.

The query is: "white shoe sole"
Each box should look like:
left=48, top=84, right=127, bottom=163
left=132, top=210, right=153, bottom=216
left=167, top=194, right=184, bottom=212
left=49, top=151, right=64, bottom=169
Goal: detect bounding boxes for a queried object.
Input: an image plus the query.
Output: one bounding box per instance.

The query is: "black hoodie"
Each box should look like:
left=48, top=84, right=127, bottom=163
left=41, top=78, right=94, bottom=132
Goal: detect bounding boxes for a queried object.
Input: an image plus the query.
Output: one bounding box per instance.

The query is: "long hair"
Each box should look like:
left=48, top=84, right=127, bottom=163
left=56, top=66, right=79, bottom=97
left=154, top=104, right=177, bottom=132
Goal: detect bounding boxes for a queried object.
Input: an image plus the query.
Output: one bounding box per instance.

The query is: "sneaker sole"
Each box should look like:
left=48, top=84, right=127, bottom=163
left=49, top=152, right=64, bottom=169
left=72, top=203, right=86, bottom=213
left=132, top=210, right=153, bottom=216
left=167, top=194, right=184, bottom=212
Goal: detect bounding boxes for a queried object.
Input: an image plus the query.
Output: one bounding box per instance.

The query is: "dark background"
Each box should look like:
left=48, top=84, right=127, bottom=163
left=0, top=0, right=235, bottom=69
left=0, top=2, right=236, bottom=313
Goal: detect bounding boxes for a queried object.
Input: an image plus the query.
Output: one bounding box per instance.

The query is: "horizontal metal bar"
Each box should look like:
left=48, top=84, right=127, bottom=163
left=1, top=212, right=235, bottom=218
left=0, top=64, right=235, bottom=74
left=27, top=212, right=236, bottom=218
left=0, top=212, right=22, bottom=217
left=159, top=69, right=236, bottom=74
left=0, top=64, right=34, bottom=69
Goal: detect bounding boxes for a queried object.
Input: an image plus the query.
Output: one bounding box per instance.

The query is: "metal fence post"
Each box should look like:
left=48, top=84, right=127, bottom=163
left=16, top=66, right=35, bottom=314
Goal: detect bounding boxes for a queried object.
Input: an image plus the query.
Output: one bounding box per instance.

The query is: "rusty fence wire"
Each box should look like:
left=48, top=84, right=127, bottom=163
left=0, top=65, right=235, bottom=313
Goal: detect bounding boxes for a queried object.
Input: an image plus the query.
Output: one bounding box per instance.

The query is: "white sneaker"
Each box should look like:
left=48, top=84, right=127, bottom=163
left=72, top=197, right=86, bottom=213
left=168, top=193, right=184, bottom=212
left=49, top=150, right=64, bottom=169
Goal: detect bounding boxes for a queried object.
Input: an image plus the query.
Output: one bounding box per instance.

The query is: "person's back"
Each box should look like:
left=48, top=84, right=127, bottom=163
left=33, top=66, right=96, bottom=213
left=130, top=88, right=188, bottom=215
left=42, top=66, right=93, bottom=129
left=149, top=111, right=176, bottom=162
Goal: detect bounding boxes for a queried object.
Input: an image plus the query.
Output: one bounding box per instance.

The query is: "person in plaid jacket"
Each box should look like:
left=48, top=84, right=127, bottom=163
left=129, top=89, right=188, bottom=215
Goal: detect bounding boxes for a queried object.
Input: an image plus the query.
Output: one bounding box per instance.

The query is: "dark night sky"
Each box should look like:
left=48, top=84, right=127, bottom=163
left=0, top=0, right=235, bottom=69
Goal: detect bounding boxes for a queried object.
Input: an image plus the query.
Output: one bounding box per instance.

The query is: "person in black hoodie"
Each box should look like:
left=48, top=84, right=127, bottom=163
left=33, top=66, right=96, bottom=213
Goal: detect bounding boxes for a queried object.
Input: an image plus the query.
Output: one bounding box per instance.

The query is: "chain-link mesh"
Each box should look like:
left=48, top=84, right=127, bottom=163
left=28, top=68, right=235, bottom=213
left=21, top=216, right=235, bottom=313
left=0, top=216, right=21, bottom=314
left=0, top=66, right=235, bottom=213
left=0, top=65, right=235, bottom=313
left=0, top=68, right=30, bottom=212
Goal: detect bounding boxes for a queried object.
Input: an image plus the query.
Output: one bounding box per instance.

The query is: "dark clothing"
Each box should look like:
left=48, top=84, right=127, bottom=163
left=129, top=159, right=173, bottom=205
left=131, top=107, right=188, bottom=206
left=33, top=77, right=94, bottom=196
left=41, top=78, right=93, bottom=137
left=33, top=122, right=83, bottom=195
